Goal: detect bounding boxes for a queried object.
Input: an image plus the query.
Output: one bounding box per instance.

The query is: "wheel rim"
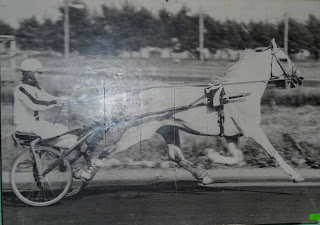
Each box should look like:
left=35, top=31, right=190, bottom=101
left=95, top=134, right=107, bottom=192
left=10, top=148, right=72, bottom=206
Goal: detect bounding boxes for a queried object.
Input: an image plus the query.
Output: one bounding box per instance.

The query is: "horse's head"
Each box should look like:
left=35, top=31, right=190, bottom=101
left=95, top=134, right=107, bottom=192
left=270, top=38, right=304, bottom=88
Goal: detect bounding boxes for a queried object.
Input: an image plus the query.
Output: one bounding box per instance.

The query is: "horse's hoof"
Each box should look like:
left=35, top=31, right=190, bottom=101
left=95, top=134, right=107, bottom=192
left=202, top=175, right=214, bottom=185
left=292, top=175, right=305, bottom=183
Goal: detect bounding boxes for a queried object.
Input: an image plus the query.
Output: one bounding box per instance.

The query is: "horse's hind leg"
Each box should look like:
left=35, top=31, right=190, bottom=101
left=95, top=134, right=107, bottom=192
left=206, top=135, right=244, bottom=165
left=156, top=125, right=214, bottom=185
left=168, top=144, right=214, bottom=185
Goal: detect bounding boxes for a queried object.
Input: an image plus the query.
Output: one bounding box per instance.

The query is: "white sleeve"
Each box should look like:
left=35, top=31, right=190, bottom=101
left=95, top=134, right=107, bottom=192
left=17, top=86, right=58, bottom=111
left=40, top=89, right=60, bottom=101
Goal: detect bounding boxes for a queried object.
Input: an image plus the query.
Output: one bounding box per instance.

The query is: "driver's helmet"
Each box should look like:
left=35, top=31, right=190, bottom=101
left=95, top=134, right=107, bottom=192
left=20, top=58, right=45, bottom=73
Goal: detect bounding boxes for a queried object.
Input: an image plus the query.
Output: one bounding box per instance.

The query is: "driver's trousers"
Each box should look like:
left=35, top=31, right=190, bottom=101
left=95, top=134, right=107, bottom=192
left=16, top=120, right=78, bottom=149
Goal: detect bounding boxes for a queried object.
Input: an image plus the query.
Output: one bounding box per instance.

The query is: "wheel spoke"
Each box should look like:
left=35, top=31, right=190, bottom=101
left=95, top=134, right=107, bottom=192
left=17, top=181, right=36, bottom=191
left=42, top=180, right=55, bottom=200
left=11, top=148, right=72, bottom=206
left=26, top=182, right=37, bottom=201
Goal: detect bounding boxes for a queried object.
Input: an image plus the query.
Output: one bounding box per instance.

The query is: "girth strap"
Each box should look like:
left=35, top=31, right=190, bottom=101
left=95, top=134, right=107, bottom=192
left=204, top=84, right=226, bottom=136
left=217, top=105, right=225, bottom=137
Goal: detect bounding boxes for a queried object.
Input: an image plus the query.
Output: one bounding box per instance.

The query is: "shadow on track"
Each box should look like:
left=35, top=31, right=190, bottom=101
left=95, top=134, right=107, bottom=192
left=3, top=180, right=298, bottom=207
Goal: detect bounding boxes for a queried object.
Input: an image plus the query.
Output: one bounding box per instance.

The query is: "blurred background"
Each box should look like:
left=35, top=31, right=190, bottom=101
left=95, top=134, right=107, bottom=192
left=1, top=0, right=320, bottom=170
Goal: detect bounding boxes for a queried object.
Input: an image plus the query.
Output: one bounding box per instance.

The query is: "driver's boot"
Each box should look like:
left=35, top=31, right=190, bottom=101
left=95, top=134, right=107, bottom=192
left=73, top=158, right=104, bottom=181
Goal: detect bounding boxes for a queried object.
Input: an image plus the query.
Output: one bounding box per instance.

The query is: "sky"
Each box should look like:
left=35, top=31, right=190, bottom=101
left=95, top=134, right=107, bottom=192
left=0, top=0, right=319, bottom=28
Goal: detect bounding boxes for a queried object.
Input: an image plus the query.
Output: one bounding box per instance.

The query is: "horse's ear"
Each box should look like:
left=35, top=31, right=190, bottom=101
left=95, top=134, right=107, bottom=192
left=271, top=38, right=277, bottom=49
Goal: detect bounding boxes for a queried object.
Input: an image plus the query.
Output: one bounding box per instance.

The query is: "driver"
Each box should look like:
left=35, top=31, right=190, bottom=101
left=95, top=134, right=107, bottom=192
left=13, top=58, right=77, bottom=148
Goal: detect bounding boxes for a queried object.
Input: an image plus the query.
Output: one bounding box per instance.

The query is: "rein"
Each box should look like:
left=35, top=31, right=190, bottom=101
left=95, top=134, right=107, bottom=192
left=219, top=77, right=290, bottom=86
left=159, top=77, right=290, bottom=89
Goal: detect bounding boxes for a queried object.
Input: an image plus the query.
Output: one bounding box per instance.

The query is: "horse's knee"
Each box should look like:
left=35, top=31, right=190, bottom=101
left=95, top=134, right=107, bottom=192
left=168, top=144, right=184, bottom=162
left=230, top=146, right=244, bottom=162
left=168, top=147, right=176, bottom=161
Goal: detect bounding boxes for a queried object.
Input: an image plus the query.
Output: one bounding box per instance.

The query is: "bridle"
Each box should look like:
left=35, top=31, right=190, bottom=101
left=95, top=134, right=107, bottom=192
left=206, top=46, right=300, bottom=86
left=257, top=45, right=303, bottom=87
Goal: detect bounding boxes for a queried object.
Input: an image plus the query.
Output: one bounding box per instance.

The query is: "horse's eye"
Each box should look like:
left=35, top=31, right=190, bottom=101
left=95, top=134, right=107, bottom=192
left=279, top=58, right=288, bottom=62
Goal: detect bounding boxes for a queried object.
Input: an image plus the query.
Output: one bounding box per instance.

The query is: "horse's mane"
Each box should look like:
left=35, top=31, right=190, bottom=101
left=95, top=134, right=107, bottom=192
left=224, top=49, right=271, bottom=82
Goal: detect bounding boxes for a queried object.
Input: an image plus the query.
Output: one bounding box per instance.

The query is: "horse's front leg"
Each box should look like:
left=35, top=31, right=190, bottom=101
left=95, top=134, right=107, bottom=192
left=167, top=144, right=214, bottom=185
left=244, top=125, right=305, bottom=182
left=206, top=135, right=244, bottom=165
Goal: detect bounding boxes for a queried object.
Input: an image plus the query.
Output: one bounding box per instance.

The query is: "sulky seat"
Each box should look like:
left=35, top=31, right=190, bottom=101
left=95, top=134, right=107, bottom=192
left=12, top=131, right=41, bottom=148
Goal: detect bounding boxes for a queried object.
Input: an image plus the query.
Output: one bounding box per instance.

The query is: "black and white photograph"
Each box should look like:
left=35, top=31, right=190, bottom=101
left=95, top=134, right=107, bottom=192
left=1, top=0, right=320, bottom=224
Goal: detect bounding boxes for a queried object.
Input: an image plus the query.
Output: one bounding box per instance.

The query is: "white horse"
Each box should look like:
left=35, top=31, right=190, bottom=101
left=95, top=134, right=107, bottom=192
left=96, top=39, right=304, bottom=184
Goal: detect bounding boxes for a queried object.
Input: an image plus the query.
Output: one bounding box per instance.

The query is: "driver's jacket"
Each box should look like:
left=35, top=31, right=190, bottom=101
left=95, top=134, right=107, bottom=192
left=13, top=83, right=76, bottom=148
left=13, top=83, right=58, bottom=126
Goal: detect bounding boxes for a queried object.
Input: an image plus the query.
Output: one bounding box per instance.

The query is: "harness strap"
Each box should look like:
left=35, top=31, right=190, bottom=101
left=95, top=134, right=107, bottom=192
left=204, top=84, right=227, bottom=136
left=271, top=47, right=293, bottom=79
left=217, top=105, right=225, bottom=137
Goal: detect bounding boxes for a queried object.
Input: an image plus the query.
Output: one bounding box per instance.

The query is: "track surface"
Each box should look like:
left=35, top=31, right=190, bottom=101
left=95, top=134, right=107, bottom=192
left=3, top=181, right=320, bottom=225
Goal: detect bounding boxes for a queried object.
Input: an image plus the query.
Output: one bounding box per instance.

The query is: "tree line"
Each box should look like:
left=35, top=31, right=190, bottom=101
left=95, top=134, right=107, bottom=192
left=1, top=4, right=319, bottom=59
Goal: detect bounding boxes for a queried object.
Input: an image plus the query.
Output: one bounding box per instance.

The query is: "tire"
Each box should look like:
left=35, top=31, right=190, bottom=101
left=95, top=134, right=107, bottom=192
left=66, top=152, right=91, bottom=197
left=10, top=147, right=73, bottom=207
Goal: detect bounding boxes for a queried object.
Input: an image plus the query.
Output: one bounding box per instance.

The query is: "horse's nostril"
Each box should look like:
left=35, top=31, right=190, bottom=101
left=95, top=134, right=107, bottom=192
left=300, top=76, right=304, bottom=80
